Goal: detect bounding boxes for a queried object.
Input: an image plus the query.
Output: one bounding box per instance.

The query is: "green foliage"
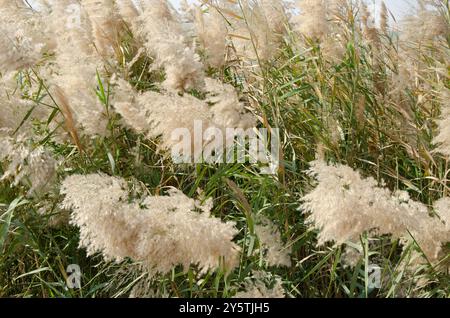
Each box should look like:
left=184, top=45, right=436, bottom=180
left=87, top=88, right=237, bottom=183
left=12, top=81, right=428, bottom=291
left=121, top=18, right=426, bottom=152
left=0, top=1, right=449, bottom=298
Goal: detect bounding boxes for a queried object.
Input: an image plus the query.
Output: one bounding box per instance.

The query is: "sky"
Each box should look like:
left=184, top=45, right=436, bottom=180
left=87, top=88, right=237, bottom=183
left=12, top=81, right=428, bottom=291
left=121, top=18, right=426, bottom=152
left=25, top=0, right=417, bottom=21
left=374, top=0, right=416, bottom=21
left=169, top=0, right=416, bottom=20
